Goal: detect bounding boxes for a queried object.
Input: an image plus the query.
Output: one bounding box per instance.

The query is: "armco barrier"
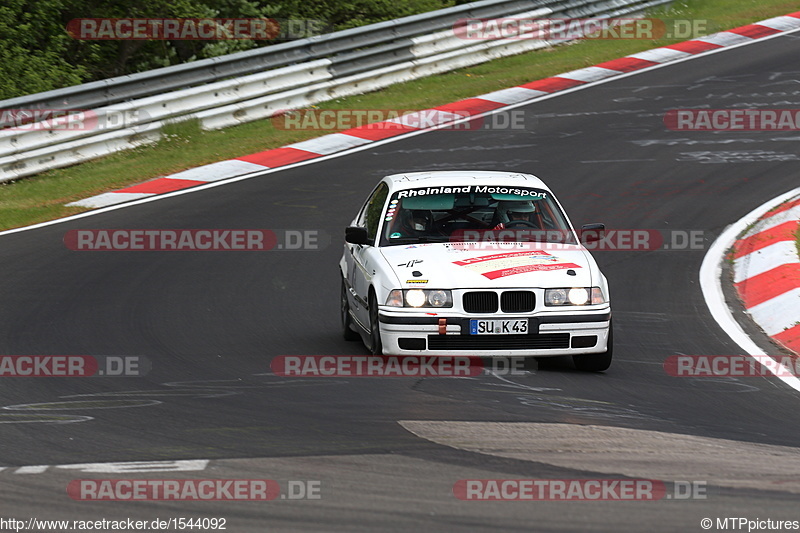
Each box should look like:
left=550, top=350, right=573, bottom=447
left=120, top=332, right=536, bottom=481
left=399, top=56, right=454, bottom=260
left=0, top=0, right=671, bottom=182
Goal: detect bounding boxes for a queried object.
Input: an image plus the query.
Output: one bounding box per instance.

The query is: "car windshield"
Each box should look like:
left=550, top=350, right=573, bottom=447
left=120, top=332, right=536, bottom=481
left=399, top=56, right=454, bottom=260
left=379, top=185, right=577, bottom=246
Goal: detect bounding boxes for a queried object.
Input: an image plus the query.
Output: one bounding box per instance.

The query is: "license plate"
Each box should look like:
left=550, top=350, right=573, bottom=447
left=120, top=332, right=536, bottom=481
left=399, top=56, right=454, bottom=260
left=469, top=319, right=528, bottom=335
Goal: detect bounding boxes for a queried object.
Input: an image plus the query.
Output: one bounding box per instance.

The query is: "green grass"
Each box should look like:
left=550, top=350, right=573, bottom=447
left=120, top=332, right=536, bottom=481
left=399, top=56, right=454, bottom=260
left=0, top=0, right=798, bottom=230
left=795, top=224, right=800, bottom=260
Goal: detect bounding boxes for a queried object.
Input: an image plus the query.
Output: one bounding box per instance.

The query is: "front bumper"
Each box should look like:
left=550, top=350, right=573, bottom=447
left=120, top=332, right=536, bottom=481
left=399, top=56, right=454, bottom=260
left=378, top=308, right=611, bottom=356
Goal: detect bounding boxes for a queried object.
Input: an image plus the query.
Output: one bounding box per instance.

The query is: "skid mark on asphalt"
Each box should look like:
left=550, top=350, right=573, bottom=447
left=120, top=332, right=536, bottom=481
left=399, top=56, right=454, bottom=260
left=0, top=413, right=91, bottom=424
left=4, top=399, right=161, bottom=410
left=0, top=376, right=347, bottom=423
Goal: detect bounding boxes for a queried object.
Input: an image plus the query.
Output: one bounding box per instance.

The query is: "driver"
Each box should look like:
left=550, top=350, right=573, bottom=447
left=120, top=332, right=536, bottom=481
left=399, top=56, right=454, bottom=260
left=493, top=201, right=538, bottom=229
left=393, top=209, right=432, bottom=238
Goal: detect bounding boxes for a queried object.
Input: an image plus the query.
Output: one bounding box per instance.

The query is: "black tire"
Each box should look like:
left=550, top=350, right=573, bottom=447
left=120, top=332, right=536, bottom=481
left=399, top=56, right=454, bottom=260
left=341, top=280, right=360, bottom=341
left=573, top=323, right=613, bottom=372
left=368, top=292, right=383, bottom=356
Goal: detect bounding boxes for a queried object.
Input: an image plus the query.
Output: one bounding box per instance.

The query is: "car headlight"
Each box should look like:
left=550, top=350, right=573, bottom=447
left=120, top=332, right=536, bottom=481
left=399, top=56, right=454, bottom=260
left=386, top=289, right=453, bottom=308
left=545, top=287, right=605, bottom=306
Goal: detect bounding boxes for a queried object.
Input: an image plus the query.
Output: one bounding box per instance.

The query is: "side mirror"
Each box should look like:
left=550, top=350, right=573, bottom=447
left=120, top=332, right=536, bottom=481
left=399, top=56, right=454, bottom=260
left=580, top=223, right=605, bottom=244
left=345, top=226, right=371, bottom=245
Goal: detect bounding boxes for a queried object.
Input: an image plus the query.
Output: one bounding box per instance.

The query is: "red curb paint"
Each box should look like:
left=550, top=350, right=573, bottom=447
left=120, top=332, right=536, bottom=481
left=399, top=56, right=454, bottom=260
left=237, top=147, right=318, bottom=167
left=665, top=40, right=721, bottom=54
left=735, top=263, right=800, bottom=308
left=734, top=221, right=800, bottom=259
left=118, top=178, right=205, bottom=194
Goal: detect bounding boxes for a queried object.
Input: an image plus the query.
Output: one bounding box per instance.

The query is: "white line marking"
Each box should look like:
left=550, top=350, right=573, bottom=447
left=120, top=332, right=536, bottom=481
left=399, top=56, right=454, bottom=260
left=57, top=459, right=209, bottom=473
left=14, top=465, right=49, bottom=474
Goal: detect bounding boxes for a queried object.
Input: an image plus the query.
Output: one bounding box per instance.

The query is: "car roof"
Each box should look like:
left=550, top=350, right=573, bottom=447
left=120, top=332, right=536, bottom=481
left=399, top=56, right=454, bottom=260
left=382, top=171, right=550, bottom=192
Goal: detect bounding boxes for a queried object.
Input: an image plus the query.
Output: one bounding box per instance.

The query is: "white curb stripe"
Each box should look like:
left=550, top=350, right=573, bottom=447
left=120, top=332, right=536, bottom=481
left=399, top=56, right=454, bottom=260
left=476, top=87, right=548, bottom=104
left=628, top=48, right=691, bottom=63
left=696, top=32, right=753, bottom=47
left=287, top=133, right=373, bottom=155
left=756, top=16, right=800, bottom=31
left=163, top=160, right=269, bottom=182
left=67, top=192, right=155, bottom=208
left=741, top=205, right=800, bottom=239
left=747, top=288, right=800, bottom=336
left=556, top=66, right=621, bottom=83
left=733, top=240, right=800, bottom=283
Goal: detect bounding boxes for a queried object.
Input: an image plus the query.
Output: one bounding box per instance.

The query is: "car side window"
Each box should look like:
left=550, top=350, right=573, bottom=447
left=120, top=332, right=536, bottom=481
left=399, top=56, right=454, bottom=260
left=362, top=182, right=389, bottom=241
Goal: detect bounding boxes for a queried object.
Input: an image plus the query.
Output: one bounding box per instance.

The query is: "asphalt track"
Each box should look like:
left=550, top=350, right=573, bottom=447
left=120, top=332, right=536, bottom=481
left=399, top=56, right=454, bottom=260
left=1, top=30, right=800, bottom=532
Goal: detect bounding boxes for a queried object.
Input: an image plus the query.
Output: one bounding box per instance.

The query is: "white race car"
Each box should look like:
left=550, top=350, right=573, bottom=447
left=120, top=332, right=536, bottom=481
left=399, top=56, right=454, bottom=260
left=339, top=171, right=612, bottom=371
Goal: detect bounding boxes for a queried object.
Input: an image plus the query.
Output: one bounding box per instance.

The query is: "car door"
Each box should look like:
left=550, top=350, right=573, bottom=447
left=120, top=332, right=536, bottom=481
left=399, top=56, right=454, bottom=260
left=349, top=182, right=389, bottom=328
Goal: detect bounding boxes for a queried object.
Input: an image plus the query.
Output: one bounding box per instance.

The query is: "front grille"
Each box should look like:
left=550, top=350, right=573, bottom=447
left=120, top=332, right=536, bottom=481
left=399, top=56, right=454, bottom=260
left=463, top=292, right=498, bottom=313
left=501, top=291, right=535, bottom=313
left=427, top=333, right=569, bottom=350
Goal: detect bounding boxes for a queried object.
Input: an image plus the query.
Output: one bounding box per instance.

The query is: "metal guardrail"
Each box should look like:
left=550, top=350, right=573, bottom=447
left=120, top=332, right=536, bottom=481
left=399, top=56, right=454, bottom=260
left=0, top=0, right=555, bottom=114
left=0, top=0, right=672, bottom=182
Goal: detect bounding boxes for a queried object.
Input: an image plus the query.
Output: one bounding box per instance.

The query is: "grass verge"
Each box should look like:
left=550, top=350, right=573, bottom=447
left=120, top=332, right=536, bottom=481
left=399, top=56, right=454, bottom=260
left=0, top=0, right=798, bottom=230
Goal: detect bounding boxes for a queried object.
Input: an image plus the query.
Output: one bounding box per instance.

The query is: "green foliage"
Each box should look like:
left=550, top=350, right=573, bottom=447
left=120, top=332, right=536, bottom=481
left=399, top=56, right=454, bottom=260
left=0, top=0, right=454, bottom=100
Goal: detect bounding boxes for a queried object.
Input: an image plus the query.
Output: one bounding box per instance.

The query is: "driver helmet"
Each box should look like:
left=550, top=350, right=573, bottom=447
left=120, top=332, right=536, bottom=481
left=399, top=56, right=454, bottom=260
left=400, top=209, right=432, bottom=234
left=497, top=201, right=536, bottom=224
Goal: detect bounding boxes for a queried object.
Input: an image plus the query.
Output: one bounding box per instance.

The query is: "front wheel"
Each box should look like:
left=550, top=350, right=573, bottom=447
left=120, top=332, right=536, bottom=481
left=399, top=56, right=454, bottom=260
left=572, top=323, right=613, bottom=372
left=368, top=292, right=383, bottom=356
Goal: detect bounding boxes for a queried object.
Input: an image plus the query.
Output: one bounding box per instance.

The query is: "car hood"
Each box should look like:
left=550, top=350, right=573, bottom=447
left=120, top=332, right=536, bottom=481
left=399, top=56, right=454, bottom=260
left=380, top=242, right=596, bottom=289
